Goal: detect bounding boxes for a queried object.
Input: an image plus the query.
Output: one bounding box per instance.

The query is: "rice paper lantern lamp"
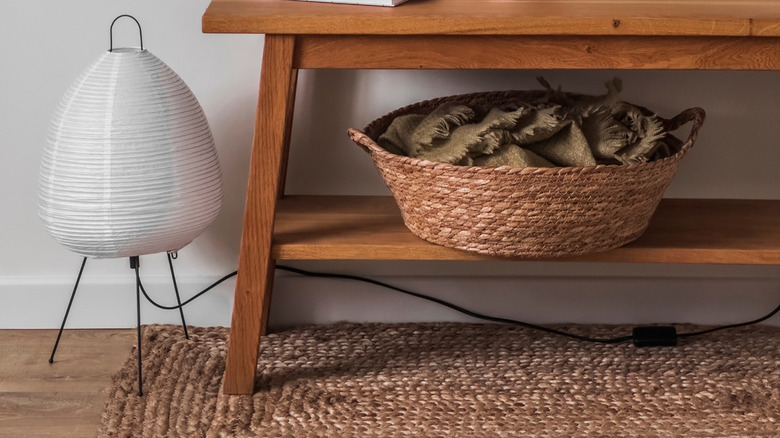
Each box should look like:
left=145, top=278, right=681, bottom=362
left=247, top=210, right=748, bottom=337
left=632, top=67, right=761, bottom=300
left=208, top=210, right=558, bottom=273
left=41, top=15, right=223, bottom=397
left=38, top=16, right=222, bottom=258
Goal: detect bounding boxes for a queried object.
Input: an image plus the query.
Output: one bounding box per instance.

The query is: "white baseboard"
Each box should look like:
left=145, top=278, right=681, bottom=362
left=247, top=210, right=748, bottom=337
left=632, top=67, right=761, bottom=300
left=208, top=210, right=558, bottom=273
left=0, top=274, right=235, bottom=329
left=270, top=274, right=780, bottom=328
left=3, top=271, right=779, bottom=329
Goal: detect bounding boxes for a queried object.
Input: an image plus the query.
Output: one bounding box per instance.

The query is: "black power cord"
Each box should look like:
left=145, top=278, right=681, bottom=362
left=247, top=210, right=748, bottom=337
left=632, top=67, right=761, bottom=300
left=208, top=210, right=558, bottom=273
left=275, top=265, right=633, bottom=344
left=133, top=261, right=779, bottom=346
left=275, top=265, right=780, bottom=346
left=136, top=267, right=236, bottom=310
left=678, top=305, right=780, bottom=338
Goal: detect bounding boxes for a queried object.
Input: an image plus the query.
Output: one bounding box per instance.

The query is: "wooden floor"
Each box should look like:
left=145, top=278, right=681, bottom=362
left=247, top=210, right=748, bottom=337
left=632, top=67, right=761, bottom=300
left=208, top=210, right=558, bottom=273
left=0, top=329, right=135, bottom=438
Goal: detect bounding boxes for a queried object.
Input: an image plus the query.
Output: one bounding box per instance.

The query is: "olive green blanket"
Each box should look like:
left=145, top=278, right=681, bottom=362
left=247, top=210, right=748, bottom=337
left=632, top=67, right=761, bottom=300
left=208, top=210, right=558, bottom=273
left=378, top=78, right=675, bottom=168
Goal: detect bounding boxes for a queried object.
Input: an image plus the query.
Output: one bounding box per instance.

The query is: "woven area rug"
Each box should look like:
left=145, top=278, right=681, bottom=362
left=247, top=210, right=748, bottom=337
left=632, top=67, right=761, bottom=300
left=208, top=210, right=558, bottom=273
left=99, top=323, right=780, bottom=437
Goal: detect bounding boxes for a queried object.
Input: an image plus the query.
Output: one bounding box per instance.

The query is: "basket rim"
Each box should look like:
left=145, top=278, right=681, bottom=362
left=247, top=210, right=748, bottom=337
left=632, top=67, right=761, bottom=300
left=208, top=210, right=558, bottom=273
left=351, top=132, right=686, bottom=176
left=348, top=89, right=705, bottom=176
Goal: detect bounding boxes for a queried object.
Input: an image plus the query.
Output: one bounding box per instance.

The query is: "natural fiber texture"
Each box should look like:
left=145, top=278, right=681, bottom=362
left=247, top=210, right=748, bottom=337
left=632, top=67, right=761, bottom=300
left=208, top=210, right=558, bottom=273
left=348, top=90, right=705, bottom=258
left=99, top=323, right=780, bottom=437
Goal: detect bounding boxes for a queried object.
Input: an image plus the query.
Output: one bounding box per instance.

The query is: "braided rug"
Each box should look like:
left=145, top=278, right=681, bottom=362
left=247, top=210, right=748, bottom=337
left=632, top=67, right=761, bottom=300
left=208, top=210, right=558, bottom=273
left=99, top=323, right=780, bottom=437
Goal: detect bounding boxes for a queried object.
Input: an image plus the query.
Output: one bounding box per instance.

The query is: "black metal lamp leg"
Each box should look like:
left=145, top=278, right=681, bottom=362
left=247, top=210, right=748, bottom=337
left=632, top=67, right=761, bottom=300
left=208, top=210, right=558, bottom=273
left=167, top=252, right=189, bottom=339
left=131, top=256, right=143, bottom=396
left=49, top=257, right=88, bottom=364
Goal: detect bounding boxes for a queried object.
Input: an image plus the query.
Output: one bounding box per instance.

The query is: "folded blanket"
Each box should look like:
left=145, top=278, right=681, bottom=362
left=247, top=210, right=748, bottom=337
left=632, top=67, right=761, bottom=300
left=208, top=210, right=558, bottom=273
left=378, top=78, right=673, bottom=168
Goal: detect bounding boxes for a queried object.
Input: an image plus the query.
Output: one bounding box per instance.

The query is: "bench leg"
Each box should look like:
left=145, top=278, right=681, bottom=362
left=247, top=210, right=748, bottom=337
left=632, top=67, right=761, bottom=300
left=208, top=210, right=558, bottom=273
left=222, top=35, right=297, bottom=395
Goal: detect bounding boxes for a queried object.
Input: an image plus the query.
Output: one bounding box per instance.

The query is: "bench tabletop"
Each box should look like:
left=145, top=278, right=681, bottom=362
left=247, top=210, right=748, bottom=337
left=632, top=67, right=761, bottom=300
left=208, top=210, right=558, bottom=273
left=203, top=0, right=780, bottom=36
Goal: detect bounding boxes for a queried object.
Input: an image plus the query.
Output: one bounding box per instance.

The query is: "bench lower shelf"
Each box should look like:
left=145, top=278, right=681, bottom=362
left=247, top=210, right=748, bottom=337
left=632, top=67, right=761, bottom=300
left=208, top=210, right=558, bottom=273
left=271, top=196, right=780, bottom=265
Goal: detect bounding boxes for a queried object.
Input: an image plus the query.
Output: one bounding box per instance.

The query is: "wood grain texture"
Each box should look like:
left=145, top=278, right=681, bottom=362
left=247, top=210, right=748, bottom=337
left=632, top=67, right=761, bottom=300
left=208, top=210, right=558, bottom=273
left=278, top=68, right=299, bottom=196
left=754, top=18, right=780, bottom=36
left=294, top=35, right=780, bottom=70
left=222, top=35, right=297, bottom=396
left=202, top=0, right=780, bottom=36
left=272, top=196, right=780, bottom=265
left=0, top=329, right=134, bottom=438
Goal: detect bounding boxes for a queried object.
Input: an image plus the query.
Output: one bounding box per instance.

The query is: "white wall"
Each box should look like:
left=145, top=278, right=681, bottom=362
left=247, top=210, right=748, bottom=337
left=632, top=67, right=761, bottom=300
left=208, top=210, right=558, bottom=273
left=1, top=1, right=778, bottom=330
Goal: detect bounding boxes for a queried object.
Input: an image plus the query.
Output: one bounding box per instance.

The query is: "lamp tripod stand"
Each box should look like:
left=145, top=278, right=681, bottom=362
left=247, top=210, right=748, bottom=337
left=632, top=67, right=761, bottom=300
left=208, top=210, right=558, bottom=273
left=48, top=253, right=189, bottom=396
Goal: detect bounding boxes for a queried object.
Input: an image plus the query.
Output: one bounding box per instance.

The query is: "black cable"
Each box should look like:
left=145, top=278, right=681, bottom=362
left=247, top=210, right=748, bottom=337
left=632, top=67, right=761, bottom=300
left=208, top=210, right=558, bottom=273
left=678, top=302, right=780, bottom=338
left=135, top=266, right=236, bottom=311
left=275, top=264, right=780, bottom=344
left=132, top=260, right=779, bottom=344
left=275, top=265, right=634, bottom=344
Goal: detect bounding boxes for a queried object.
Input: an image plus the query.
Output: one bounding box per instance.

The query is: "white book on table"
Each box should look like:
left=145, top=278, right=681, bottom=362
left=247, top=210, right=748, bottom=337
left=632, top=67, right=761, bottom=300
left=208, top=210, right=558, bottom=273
left=293, top=0, right=410, bottom=6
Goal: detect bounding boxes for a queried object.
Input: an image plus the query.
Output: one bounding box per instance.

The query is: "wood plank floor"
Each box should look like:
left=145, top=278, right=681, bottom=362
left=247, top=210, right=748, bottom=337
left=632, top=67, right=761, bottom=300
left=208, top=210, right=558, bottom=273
left=0, top=329, right=135, bottom=438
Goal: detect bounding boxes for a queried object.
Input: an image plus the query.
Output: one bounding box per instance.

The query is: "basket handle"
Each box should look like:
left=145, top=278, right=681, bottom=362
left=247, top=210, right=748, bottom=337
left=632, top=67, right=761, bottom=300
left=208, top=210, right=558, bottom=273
left=347, top=128, right=382, bottom=154
left=664, top=107, right=706, bottom=149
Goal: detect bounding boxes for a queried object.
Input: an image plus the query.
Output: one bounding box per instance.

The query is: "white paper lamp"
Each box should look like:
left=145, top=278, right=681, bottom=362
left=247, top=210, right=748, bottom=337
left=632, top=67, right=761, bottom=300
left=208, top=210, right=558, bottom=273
left=38, top=17, right=222, bottom=258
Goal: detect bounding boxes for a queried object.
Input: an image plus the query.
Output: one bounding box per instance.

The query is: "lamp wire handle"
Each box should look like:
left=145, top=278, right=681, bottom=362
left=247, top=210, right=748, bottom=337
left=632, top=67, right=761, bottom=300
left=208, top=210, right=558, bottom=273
left=109, top=14, right=143, bottom=52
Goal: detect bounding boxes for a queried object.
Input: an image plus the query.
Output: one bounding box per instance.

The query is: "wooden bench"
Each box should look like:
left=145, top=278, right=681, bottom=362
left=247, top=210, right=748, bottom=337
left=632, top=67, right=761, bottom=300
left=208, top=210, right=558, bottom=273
left=202, top=0, right=780, bottom=394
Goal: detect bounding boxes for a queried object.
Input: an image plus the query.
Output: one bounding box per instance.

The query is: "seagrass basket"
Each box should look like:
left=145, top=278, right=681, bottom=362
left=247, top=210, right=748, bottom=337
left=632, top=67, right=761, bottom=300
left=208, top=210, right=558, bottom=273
left=348, top=90, right=705, bottom=258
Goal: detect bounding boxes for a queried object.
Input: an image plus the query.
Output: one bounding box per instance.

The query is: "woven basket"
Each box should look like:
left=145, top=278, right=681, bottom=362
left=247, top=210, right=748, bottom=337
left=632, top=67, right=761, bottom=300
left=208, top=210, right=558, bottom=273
left=348, top=90, right=705, bottom=258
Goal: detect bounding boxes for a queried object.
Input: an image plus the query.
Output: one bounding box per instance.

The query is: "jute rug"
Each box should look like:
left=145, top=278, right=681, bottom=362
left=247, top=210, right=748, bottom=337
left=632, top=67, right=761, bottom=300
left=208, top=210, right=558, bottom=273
left=99, top=323, right=780, bottom=437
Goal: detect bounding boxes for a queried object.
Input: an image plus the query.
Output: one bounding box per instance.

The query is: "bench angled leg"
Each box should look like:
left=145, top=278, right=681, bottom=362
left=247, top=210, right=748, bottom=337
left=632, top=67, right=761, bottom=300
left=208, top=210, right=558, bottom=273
left=222, top=34, right=297, bottom=395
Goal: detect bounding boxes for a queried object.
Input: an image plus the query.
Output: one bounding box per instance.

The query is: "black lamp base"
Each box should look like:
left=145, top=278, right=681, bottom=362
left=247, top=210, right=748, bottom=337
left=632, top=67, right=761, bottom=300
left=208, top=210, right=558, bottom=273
left=48, top=253, right=189, bottom=397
